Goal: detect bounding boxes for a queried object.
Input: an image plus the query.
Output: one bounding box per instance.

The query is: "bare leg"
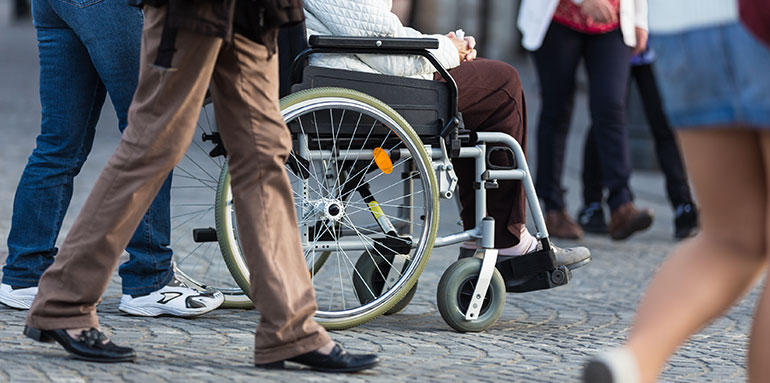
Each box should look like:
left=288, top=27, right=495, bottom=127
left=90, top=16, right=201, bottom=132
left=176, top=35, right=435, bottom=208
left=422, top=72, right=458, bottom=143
left=748, top=132, right=770, bottom=382
left=625, top=129, right=769, bottom=382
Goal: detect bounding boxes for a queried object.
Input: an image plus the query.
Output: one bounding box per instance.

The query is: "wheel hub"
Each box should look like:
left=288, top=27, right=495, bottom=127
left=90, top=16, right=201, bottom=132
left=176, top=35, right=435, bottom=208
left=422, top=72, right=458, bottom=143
left=312, top=198, right=345, bottom=222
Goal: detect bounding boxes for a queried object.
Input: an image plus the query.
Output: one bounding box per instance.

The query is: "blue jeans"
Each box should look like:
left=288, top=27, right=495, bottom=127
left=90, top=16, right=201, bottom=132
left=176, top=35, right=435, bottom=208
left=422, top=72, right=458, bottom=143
left=2, top=0, right=174, bottom=295
left=652, top=22, right=770, bottom=129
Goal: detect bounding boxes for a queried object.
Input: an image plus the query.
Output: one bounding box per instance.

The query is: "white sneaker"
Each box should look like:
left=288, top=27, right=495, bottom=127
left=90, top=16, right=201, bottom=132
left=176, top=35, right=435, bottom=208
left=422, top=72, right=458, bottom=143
left=119, top=278, right=224, bottom=317
left=583, top=347, right=641, bottom=383
left=0, top=283, right=38, bottom=309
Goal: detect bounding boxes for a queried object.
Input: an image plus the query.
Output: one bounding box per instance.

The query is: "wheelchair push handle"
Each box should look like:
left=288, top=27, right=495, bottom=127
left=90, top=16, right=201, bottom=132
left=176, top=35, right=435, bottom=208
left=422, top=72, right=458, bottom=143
left=308, top=35, right=439, bottom=50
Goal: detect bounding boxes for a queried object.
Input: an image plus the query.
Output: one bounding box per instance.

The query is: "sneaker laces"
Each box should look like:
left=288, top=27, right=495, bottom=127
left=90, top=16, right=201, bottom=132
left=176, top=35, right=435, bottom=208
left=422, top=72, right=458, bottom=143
left=166, top=277, right=191, bottom=289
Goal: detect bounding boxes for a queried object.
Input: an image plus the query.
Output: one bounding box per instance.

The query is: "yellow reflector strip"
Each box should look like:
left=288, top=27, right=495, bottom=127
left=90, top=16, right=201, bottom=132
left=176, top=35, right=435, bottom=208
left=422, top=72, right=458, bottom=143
left=373, top=147, right=393, bottom=174
left=368, top=201, right=385, bottom=219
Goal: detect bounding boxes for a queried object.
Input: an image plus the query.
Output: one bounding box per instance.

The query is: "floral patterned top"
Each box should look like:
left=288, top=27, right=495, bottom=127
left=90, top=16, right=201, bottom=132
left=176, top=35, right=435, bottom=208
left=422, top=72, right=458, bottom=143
left=552, top=0, right=620, bottom=34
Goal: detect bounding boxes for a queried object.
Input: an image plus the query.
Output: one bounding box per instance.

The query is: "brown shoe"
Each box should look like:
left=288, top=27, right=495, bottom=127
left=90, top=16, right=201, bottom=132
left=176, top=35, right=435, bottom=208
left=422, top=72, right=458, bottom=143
left=545, top=210, right=584, bottom=240
left=608, top=202, right=654, bottom=240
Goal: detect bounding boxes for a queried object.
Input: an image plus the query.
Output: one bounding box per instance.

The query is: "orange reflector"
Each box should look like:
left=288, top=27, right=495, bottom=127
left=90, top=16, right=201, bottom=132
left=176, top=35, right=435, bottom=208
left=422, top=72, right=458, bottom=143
left=373, top=147, right=393, bottom=174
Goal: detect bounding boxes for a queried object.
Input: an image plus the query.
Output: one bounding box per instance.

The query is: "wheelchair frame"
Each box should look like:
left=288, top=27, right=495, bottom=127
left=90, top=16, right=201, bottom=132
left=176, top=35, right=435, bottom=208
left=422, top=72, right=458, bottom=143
left=179, top=33, right=582, bottom=332
left=287, top=36, right=573, bottom=326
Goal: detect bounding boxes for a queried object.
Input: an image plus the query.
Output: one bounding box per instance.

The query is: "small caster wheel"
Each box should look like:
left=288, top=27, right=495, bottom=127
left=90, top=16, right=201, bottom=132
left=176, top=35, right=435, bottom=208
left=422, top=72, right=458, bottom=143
left=353, top=252, right=416, bottom=315
left=551, top=268, right=567, bottom=285
left=436, top=257, right=505, bottom=332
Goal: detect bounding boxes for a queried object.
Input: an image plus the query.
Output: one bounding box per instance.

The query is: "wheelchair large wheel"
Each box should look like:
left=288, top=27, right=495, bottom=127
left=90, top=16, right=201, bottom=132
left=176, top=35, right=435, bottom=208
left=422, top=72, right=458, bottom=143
left=437, top=258, right=506, bottom=332
left=217, top=87, right=440, bottom=329
left=169, top=98, right=252, bottom=308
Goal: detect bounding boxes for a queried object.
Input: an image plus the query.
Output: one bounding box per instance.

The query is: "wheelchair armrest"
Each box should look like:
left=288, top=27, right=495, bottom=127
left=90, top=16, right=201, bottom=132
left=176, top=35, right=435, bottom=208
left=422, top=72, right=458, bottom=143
left=309, top=35, right=439, bottom=51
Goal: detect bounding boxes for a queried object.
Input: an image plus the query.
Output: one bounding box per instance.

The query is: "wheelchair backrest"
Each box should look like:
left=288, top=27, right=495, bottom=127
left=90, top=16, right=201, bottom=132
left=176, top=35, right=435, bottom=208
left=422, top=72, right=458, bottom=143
left=278, top=24, right=451, bottom=142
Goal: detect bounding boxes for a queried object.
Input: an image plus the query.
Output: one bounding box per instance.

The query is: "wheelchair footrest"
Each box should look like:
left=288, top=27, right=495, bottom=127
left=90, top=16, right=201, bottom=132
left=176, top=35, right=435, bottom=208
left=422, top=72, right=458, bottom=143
left=495, top=248, right=572, bottom=293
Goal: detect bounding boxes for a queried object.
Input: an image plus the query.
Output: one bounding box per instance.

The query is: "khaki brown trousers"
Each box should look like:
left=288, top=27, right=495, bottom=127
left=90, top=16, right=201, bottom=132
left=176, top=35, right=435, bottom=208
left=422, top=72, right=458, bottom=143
left=26, top=4, right=331, bottom=364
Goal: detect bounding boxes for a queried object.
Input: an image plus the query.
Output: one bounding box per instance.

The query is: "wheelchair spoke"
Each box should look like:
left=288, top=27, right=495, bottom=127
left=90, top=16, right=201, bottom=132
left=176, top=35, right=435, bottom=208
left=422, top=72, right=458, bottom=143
left=171, top=205, right=215, bottom=232
left=345, top=167, right=419, bottom=201
left=344, top=204, right=424, bottom=229
left=335, top=120, right=378, bottom=196
left=339, top=215, right=396, bottom=287
left=356, top=189, right=425, bottom=208
left=339, top=215, right=405, bottom=279
left=312, top=111, right=337, bottom=196
left=170, top=207, right=212, bottom=220
left=333, top=229, right=346, bottom=311
left=174, top=242, right=206, bottom=268
left=339, top=129, right=393, bottom=198
left=173, top=169, right=218, bottom=192
left=341, top=112, right=364, bottom=165
left=297, top=114, right=333, bottom=198
left=189, top=137, right=225, bottom=170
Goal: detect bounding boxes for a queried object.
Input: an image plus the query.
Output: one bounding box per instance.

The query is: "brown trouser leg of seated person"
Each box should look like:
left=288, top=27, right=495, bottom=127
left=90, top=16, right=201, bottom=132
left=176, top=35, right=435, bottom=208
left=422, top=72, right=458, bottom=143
left=438, top=58, right=528, bottom=248
left=27, top=4, right=330, bottom=364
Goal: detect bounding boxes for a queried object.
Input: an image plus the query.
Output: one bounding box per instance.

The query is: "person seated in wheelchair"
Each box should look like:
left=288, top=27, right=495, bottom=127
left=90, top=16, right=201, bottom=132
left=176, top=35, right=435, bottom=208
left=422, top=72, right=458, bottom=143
left=302, top=0, right=590, bottom=269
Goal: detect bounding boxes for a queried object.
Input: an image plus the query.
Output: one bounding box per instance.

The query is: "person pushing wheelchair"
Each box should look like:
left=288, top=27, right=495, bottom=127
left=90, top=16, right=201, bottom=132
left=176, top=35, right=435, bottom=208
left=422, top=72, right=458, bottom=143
left=22, top=0, right=378, bottom=372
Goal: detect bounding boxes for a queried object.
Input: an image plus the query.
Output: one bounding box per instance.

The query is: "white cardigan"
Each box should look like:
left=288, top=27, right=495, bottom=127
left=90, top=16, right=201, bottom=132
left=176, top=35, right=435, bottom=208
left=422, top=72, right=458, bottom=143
left=303, top=0, right=461, bottom=80
left=518, top=0, right=648, bottom=51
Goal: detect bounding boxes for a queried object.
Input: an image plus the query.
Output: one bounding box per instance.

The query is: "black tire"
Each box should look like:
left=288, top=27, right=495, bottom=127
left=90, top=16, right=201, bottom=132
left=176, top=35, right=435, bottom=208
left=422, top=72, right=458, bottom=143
left=352, top=252, right=417, bottom=315
left=436, top=257, right=505, bottom=332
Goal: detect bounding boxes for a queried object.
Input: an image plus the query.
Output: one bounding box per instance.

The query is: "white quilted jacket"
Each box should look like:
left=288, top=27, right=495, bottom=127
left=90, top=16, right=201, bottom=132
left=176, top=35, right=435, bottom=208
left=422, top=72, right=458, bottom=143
left=303, top=0, right=461, bottom=79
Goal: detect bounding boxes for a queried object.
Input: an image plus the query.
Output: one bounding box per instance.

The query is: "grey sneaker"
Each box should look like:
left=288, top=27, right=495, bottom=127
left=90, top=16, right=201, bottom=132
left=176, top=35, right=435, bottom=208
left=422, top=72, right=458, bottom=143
left=552, top=244, right=591, bottom=270
left=0, top=283, right=37, bottom=309
left=458, top=244, right=591, bottom=270
left=583, top=347, right=641, bottom=383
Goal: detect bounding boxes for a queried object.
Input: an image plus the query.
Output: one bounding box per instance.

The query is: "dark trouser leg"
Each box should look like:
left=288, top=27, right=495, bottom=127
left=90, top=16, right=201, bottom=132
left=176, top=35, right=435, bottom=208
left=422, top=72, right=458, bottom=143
left=581, top=128, right=604, bottom=206
left=632, top=63, right=693, bottom=207
left=448, top=58, right=528, bottom=248
left=14, top=0, right=30, bottom=20
left=532, top=23, right=583, bottom=212
left=583, top=29, right=633, bottom=211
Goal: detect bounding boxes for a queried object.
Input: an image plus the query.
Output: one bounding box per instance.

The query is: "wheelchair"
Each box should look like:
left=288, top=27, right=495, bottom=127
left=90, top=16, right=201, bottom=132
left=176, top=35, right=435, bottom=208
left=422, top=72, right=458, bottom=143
left=169, top=26, right=588, bottom=332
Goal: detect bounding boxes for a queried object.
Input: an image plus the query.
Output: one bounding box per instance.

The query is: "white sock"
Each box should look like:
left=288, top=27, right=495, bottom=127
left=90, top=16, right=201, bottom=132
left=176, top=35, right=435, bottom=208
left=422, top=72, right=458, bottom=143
left=498, top=227, right=539, bottom=256
left=461, top=227, right=539, bottom=256
left=591, top=347, right=641, bottom=383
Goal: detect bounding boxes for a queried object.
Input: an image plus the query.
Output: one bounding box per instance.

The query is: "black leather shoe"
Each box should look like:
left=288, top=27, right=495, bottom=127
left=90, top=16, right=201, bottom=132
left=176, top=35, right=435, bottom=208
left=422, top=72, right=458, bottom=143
left=24, top=326, right=136, bottom=363
left=674, top=203, right=698, bottom=240
left=255, top=344, right=378, bottom=372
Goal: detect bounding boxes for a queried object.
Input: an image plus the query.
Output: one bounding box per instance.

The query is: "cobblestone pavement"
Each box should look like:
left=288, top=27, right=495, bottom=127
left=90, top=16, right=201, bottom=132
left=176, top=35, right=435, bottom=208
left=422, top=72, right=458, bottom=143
left=0, top=6, right=760, bottom=382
